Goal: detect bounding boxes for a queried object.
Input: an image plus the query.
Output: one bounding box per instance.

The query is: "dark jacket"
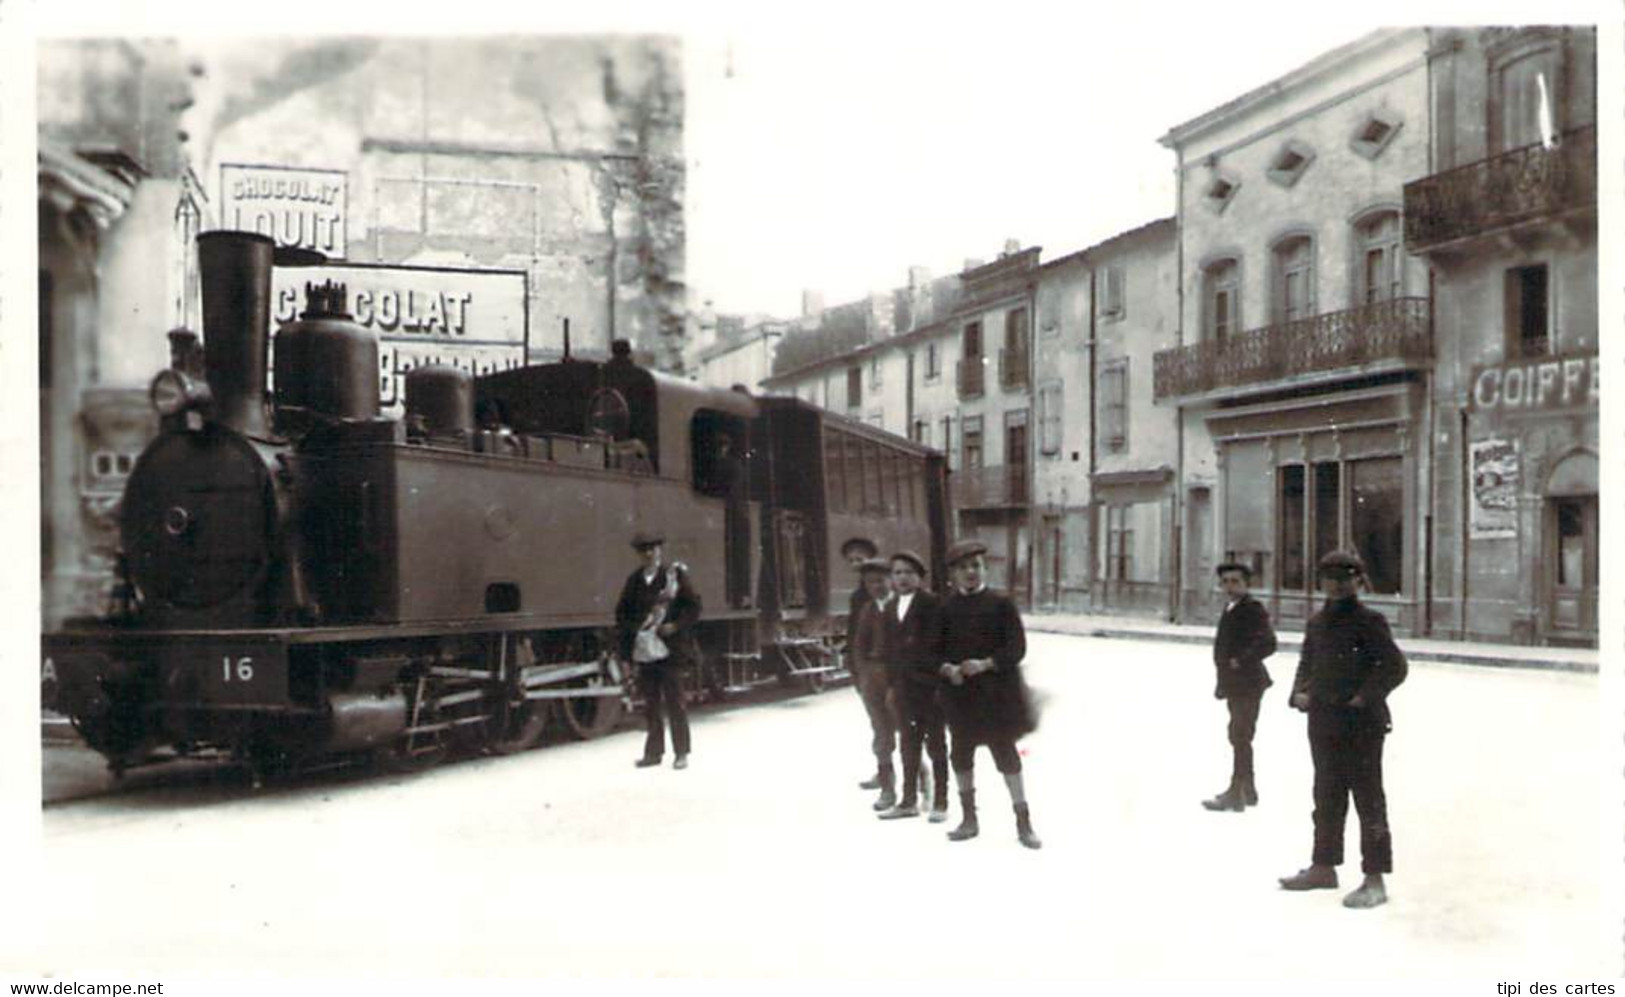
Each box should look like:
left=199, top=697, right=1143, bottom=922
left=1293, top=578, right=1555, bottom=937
left=1212, top=594, right=1278, bottom=699
left=614, top=563, right=702, bottom=666
left=851, top=596, right=889, bottom=676
left=846, top=585, right=868, bottom=652
left=879, top=590, right=943, bottom=684
left=1291, top=595, right=1408, bottom=728
left=939, top=587, right=1036, bottom=741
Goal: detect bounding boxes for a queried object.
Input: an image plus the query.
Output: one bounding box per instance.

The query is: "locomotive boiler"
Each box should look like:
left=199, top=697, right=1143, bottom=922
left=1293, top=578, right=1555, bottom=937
left=42, top=230, right=951, bottom=780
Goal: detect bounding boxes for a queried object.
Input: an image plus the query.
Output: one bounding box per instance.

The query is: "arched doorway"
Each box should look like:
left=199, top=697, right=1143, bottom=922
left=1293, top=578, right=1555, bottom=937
left=1543, top=450, right=1597, bottom=643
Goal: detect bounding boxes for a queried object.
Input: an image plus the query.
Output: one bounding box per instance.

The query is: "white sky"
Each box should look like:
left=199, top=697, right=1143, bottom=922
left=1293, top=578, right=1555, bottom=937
left=27, top=0, right=1613, bottom=318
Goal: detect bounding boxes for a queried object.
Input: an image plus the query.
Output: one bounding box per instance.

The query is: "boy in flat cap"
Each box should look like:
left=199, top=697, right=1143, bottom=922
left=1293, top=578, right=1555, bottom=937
left=938, top=540, right=1041, bottom=849
left=877, top=549, right=949, bottom=822
left=615, top=530, right=702, bottom=770
left=849, top=557, right=899, bottom=810
left=1203, top=561, right=1278, bottom=812
left=1279, top=549, right=1407, bottom=908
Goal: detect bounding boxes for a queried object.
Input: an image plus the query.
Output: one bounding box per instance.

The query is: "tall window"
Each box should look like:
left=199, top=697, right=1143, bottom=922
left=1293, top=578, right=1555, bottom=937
left=869, top=355, right=883, bottom=388
left=926, top=342, right=941, bottom=381
left=1105, top=506, right=1133, bottom=581
left=912, top=419, right=930, bottom=446
left=1496, top=44, right=1563, bottom=151
left=940, top=416, right=954, bottom=468
left=1100, top=361, right=1128, bottom=452
left=1038, top=384, right=1062, bottom=456
left=1357, top=212, right=1403, bottom=304
left=962, top=415, right=983, bottom=471
left=1273, top=236, right=1316, bottom=322
left=846, top=366, right=862, bottom=409
left=1204, top=259, right=1239, bottom=340
left=1005, top=411, right=1029, bottom=503
left=963, top=321, right=983, bottom=360
left=1100, top=267, right=1125, bottom=320
left=1506, top=264, right=1550, bottom=358
left=1003, top=308, right=1030, bottom=388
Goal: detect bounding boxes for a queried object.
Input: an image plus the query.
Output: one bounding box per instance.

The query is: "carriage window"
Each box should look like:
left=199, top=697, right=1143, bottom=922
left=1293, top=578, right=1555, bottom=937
left=862, top=441, right=883, bottom=513
left=880, top=450, right=901, bottom=515
left=690, top=409, right=750, bottom=499
left=825, top=429, right=846, bottom=513
left=845, top=434, right=865, bottom=511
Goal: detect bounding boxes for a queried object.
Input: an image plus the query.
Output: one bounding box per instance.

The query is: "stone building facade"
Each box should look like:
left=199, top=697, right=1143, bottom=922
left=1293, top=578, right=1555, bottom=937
left=1404, top=26, right=1597, bottom=646
left=1157, top=29, right=1435, bottom=633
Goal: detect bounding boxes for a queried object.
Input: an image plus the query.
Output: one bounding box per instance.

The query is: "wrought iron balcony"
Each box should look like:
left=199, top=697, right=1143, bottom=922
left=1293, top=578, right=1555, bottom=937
left=1153, top=297, right=1431, bottom=402
left=951, top=463, right=1029, bottom=509
left=999, top=347, right=1029, bottom=390
left=958, top=357, right=986, bottom=399
left=1404, top=125, right=1596, bottom=253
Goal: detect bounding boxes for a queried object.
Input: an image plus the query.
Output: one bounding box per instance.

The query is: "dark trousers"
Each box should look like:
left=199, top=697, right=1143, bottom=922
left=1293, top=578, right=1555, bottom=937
left=894, top=674, right=948, bottom=806
left=949, top=735, right=1022, bottom=775
left=1308, top=706, right=1391, bottom=874
left=637, top=660, right=690, bottom=760
left=1225, top=687, right=1264, bottom=782
left=854, top=663, right=897, bottom=772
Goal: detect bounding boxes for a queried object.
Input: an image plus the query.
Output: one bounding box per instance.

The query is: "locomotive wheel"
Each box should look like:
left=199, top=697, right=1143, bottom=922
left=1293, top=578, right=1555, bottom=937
left=555, top=656, right=625, bottom=740
left=488, top=637, right=551, bottom=755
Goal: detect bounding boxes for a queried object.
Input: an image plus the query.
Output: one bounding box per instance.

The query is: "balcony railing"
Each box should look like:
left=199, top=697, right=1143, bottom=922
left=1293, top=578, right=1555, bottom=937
left=1404, top=125, right=1595, bottom=252
left=999, top=347, right=1029, bottom=390
left=952, top=463, right=1029, bottom=509
left=1153, top=296, right=1431, bottom=402
left=958, top=357, right=986, bottom=399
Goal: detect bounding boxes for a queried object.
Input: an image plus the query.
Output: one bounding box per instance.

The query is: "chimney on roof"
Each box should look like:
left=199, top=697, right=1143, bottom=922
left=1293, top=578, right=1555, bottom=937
left=801, top=289, right=825, bottom=317
left=1002, top=238, right=1021, bottom=257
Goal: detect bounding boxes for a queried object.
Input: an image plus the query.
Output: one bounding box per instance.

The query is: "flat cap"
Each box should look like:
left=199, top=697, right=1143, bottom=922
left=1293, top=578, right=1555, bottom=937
left=1317, top=549, right=1365, bottom=576
left=857, top=557, right=892, bottom=576
left=630, top=530, right=665, bottom=549
left=945, top=540, right=988, bottom=568
left=889, top=549, right=928, bottom=575
left=839, top=537, right=879, bottom=557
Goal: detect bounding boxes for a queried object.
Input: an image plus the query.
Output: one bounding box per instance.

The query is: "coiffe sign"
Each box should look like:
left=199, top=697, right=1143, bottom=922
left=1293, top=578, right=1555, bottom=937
left=1468, top=353, right=1598, bottom=415
left=272, top=263, right=528, bottom=410
left=221, top=164, right=347, bottom=258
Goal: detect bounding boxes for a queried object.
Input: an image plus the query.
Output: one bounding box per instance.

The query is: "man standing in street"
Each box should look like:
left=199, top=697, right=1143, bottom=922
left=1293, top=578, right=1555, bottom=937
left=877, top=550, right=949, bottom=823
left=1203, top=561, right=1278, bottom=812
left=937, top=541, right=1041, bottom=850
left=849, top=557, right=899, bottom=811
left=841, top=537, right=886, bottom=793
left=615, top=530, right=702, bottom=770
left=1279, top=550, right=1408, bottom=909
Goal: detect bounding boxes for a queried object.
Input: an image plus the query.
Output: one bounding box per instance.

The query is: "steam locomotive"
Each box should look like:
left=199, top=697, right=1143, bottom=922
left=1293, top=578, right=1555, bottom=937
left=41, top=231, right=950, bottom=778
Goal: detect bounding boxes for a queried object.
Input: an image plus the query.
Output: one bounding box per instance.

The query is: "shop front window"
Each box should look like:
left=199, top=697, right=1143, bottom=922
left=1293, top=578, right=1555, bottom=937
left=1313, top=462, right=1341, bottom=569
left=1279, top=465, right=1306, bottom=592
left=1350, top=457, right=1404, bottom=595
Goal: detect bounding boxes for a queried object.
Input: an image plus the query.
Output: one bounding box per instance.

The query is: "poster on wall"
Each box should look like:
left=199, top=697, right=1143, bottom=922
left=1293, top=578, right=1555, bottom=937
left=271, top=263, right=528, bottom=413
left=1469, top=438, right=1519, bottom=539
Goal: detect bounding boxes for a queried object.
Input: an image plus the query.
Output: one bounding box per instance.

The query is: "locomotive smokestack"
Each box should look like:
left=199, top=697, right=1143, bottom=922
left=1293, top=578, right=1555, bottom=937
left=197, top=231, right=276, bottom=439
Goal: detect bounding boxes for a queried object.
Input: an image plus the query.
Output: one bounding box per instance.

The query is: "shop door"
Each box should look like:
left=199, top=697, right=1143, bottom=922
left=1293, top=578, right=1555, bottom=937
left=1547, top=496, right=1597, bottom=636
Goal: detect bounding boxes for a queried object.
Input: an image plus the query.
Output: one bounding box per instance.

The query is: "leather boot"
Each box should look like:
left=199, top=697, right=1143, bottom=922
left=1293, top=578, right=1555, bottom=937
left=872, top=770, right=897, bottom=812
left=1202, top=781, right=1244, bottom=812
left=1014, top=803, right=1042, bottom=849
left=1240, top=775, right=1258, bottom=807
left=947, top=791, right=979, bottom=841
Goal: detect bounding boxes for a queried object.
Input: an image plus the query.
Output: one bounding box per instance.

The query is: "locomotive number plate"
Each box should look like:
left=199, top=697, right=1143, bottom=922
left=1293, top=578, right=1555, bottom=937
left=185, top=642, right=288, bottom=705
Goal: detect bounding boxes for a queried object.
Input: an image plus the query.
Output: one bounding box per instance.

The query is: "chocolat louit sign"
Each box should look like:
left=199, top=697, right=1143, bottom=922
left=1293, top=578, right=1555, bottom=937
left=221, top=164, right=347, bottom=258
left=1468, top=353, right=1598, bottom=415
